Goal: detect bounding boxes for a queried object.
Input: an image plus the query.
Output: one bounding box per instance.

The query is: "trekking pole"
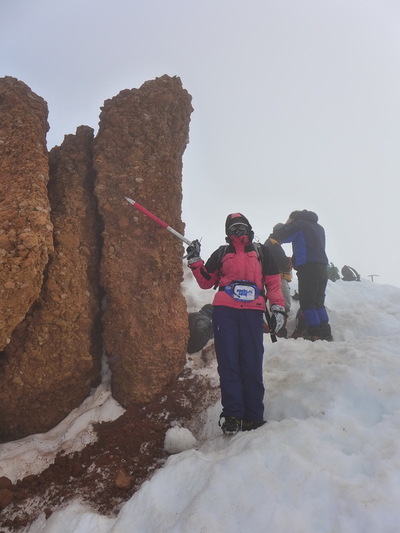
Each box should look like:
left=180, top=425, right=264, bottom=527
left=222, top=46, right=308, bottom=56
left=125, top=197, right=193, bottom=246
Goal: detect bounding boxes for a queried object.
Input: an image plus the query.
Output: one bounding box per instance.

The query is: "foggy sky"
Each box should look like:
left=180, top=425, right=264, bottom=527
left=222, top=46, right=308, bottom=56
left=2, top=0, right=400, bottom=286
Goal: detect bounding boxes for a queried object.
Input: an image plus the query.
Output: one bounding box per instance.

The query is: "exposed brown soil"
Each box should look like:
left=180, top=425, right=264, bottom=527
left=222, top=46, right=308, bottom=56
left=0, top=354, right=218, bottom=532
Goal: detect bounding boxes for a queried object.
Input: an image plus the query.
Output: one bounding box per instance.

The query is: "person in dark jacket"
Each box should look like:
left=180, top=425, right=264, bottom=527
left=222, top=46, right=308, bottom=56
left=186, top=213, right=286, bottom=435
left=187, top=304, right=214, bottom=354
left=264, top=223, right=293, bottom=316
left=275, top=210, right=332, bottom=341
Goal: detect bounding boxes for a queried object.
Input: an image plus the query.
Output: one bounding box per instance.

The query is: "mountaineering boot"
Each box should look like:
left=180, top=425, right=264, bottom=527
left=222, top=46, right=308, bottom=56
left=242, top=420, right=266, bottom=431
left=303, top=324, right=322, bottom=341
left=219, top=414, right=243, bottom=435
left=304, top=323, right=333, bottom=341
left=320, top=322, right=334, bottom=342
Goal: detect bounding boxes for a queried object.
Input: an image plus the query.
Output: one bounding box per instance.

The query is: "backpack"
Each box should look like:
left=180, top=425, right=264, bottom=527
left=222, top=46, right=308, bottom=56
left=341, top=265, right=361, bottom=282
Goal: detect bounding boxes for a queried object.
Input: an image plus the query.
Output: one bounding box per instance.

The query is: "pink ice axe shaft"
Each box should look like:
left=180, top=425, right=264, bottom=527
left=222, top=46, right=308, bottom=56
left=125, top=197, right=193, bottom=246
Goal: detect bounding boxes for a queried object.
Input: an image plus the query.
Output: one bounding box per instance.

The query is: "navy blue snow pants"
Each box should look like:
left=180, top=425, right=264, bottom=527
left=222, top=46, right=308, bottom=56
left=212, top=306, right=265, bottom=422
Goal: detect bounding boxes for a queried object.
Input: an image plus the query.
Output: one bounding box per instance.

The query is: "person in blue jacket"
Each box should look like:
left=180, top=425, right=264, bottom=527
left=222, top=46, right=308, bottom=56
left=275, top=210, right=333, bottom=341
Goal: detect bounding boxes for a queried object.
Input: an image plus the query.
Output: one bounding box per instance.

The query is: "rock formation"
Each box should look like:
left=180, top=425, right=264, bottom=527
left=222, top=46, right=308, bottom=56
left=0, top=126, right=102, bottom=440
left=0, top=77, right=53, bottom=351
left=0, top=75, right=192, bottom=441
left=94, top=76, right=192, bottom=405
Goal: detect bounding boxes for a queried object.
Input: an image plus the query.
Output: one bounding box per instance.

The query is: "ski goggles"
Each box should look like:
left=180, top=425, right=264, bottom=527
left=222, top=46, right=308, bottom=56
left=226, top=223, right=249, bottom=237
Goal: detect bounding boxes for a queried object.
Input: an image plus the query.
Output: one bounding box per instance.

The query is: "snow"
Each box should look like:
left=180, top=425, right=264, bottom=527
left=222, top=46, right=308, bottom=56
left=2, top=271, right=400, bottom=533
left=0, top=384, right=125, bottom=484
left=163, top=426, right=198, bottom=455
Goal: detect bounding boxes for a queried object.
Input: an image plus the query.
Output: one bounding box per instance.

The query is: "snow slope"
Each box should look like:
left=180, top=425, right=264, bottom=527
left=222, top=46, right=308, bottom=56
left=2, top=275, right=400, bottom=533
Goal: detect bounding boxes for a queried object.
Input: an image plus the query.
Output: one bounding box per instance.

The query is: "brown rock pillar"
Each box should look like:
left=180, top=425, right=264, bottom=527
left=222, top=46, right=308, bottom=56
left=0, top=126, right=102, bottom=441
left=94, top=75, right=192, bottom=406
left=0, top=76, right=53, bottom=351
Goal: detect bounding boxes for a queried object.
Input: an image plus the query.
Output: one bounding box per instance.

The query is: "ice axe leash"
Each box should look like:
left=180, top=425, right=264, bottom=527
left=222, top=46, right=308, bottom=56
left=125, top=197, right=194, bottom=246
left=264, top=307, right=278, bottom=343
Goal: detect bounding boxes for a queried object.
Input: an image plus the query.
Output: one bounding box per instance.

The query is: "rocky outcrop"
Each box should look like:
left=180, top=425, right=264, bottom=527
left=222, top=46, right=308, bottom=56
left=0, top=77, right=53, bottom=351
left=94, top=75, right=192, bottom=406
left=0, top=75, right=192, bottom=441
left=0, top=126, right=102, bottom=440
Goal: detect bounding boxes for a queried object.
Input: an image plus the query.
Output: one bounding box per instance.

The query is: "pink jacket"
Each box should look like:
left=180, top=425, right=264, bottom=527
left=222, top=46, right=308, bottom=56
left=189, top=238, right=284, bottom=311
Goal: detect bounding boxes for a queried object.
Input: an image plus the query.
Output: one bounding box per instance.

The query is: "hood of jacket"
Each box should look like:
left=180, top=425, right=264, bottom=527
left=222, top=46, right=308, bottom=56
left=290, top=210, right=319, bottom=223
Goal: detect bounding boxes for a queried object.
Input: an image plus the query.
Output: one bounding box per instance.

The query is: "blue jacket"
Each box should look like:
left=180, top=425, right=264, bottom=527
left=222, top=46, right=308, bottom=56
left=276, top=210, right=328, bottom=269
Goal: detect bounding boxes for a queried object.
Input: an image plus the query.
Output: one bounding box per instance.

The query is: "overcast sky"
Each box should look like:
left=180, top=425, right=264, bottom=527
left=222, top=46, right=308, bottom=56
left=2, top=0, right=400, bottom=286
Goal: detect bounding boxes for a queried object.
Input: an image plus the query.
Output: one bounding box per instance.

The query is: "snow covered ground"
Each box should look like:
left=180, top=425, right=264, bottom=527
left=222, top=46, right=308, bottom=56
left=2, top=270, right=400, bottom=533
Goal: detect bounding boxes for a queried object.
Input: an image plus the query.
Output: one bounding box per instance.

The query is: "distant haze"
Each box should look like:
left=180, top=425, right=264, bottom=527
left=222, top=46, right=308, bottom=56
left=2, top=0, right=399, bottom=286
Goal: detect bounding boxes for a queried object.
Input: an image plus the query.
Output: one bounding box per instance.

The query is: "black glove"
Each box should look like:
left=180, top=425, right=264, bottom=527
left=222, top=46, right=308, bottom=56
left=186, top=239, right=201, bottom=265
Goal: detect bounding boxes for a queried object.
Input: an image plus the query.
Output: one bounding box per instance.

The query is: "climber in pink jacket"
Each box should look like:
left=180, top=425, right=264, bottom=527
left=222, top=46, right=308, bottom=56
left=186, top=213, right=286, bottom=435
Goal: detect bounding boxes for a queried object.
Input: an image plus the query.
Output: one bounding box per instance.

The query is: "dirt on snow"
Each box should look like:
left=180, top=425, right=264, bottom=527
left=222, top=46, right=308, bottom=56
left=0, top=351, right=219, bottom=532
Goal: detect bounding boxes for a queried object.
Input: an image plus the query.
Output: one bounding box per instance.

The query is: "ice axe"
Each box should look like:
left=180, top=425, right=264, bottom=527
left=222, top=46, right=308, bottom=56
left=125, top=197, right=193, bottom=246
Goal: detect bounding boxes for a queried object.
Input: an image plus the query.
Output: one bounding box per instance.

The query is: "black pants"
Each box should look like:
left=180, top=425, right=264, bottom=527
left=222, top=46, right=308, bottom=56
left=297, top=263, right=329, bottom=332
